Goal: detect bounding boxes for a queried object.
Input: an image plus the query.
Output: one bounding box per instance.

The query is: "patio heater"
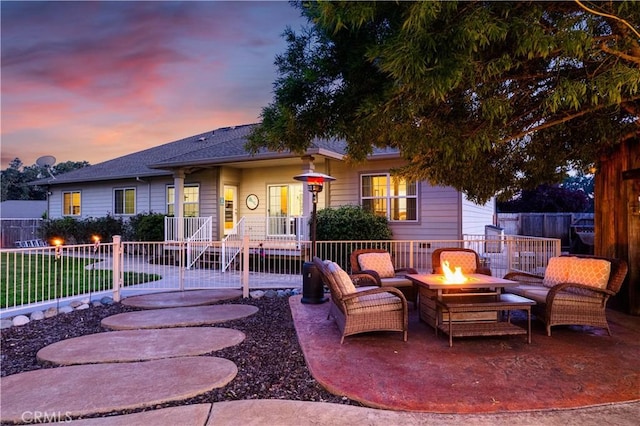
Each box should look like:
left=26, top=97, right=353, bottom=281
left=293, top=171, right=336, bottom=304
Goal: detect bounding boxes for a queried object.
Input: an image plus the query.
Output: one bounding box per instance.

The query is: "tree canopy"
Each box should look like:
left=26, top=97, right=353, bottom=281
left=247, top=1, right=640, bottom=204
left=1, top=158, right=90, bottom=201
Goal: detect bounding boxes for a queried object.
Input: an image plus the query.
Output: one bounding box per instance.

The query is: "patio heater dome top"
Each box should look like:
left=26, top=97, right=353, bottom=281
left=293, top=172, right=336, bottom=194
left=293, top=172, right=336, bottom=183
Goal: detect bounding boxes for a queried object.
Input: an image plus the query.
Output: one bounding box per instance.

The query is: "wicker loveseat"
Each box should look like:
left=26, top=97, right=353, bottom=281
left=350, top=248, right=418, bottom=305
left=313, top=257, right=408, bottom=344
left=504, top=254, right=628, bottom=336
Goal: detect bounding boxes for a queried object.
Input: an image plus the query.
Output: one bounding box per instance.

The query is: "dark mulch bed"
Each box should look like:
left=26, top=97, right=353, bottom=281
left=1, top=296, right=362, bottom=419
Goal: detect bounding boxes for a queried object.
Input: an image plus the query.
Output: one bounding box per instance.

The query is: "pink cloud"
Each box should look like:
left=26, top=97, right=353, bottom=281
left=1, top=1, right=305, bottom=169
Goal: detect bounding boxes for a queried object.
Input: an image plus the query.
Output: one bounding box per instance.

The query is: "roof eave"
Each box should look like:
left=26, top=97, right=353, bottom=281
left=147, top=148, right=344, bottom=170
left=28, top=171, right=172, bottom=186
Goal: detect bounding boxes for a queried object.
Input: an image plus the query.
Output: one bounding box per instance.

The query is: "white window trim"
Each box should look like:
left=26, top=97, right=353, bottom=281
left=266, top=183, right=303, bottom=236
left=166, top=184, right=200, bottom=217
left=114, top=187, right=136, bottom=216
left=62, top=190, right=81, bottom=216
left=361, top=173, right=418, bottom=222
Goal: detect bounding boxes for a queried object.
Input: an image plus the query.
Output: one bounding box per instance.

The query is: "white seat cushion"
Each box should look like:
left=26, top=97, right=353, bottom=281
left=565, top=257, right=611, bottom=295
left=327, top=261, right=357, bottom=295
left=542, top=257, right=572, bottom=288
left=380, top=277, right=414, bottom=288
left=345, top=292, right=403, bottom=314
left=439, top=251, right=477, bottom=274
left=357, top=252, right=395, bottom=278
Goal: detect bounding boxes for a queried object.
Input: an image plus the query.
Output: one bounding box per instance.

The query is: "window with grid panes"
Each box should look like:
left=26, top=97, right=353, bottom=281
left=361, top=174, right=417, bottom=221
left=166, top=185, right=199, bottom=217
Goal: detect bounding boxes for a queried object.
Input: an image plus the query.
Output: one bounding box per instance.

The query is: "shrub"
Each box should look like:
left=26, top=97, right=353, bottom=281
left=40, top=217, right=80, bottom=244
left=316, top=205, right=392, bottom=241
left=40, top=215, right=124, bottom=244
left=125, top=212, right=166, bottom=241
left=84, top=215, right=125, bottom=242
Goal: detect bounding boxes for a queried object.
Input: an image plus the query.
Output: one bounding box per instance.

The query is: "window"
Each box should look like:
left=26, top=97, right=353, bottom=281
left=62, top=191, right=81, bottom=216
left=114, top=188, right=136, bottom=215
left=166, top=184, right=199, bottom=217
left=361, top=174, right=417, bottom=221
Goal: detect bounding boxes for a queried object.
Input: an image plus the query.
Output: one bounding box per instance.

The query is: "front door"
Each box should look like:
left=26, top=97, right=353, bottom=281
left=223, top=185, right=238, bottom=235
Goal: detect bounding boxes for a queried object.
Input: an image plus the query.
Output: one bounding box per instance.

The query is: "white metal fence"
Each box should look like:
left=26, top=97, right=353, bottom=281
left=1, top=234, right=560, bottom=317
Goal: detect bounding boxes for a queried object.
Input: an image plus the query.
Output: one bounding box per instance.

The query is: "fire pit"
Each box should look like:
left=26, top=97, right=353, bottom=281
left=406, top=271, right=536, bottom=346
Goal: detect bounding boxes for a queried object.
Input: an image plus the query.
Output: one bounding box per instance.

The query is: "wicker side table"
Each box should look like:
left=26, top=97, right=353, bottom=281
left=436, top=293, right=536, bottom=347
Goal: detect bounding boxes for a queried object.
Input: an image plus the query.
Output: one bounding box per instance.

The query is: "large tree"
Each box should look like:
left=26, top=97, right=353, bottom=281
left=248, top=0, right=638, bottom=204
left=248, top=1, right=639, bottom=312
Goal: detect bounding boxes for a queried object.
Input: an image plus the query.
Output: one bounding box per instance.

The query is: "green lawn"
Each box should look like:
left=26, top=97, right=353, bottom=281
left=1, top=253, right=161, bottom=309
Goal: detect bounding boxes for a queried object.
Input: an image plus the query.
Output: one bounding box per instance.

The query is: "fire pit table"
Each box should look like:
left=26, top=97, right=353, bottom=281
left=406, top=274, right=536, bottom=346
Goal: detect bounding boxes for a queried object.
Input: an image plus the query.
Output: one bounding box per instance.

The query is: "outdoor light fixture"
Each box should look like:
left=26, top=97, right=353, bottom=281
left=52, top=238, right=63, bottom=260
left=293, top=171, right=336, bottom=304
left=51, top=238, right=63, bottom=311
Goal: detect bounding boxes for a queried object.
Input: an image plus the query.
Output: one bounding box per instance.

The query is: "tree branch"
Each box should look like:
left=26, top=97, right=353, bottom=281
left=599, top=42, right=640, bottom=66
left=574, top=0, right=640, bottom=39
left=506, top=95, right=640, bottom=141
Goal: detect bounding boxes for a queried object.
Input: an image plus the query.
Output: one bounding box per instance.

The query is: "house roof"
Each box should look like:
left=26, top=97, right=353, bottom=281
left=30, top=123, right=394, bottom=186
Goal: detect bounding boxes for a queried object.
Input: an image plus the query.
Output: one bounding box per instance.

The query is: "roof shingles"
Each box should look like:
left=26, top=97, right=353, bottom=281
left=30, top=123, right=394, bottom=186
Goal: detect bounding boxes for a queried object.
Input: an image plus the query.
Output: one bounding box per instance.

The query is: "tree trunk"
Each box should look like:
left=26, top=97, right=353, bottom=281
left=594, top=138, right=639, bottom=315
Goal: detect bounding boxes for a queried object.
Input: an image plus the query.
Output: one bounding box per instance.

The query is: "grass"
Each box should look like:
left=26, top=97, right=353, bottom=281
left=0, top=253, right=161, bottom=309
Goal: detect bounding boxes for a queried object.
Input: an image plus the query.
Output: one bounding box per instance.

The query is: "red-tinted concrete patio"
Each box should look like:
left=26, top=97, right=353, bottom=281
left=290, top=295, right=640, bottom=413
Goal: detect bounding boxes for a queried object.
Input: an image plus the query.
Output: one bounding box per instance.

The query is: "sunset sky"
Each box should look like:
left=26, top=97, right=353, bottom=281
left=0, top=1, right=307, bottom=169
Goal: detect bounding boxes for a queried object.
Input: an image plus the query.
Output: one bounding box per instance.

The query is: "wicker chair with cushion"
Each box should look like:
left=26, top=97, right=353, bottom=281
left=504, top=254, right=628, bottom=336
left=313, top=257, right=408, bottom=344
left=431, top=248, right=492, bottom=276
left=350, top=249, right=418, bottom=305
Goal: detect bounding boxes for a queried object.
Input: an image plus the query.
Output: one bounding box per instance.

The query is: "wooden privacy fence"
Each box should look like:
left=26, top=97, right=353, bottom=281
left=497, top=213, right=593, bottom=251
left=0, top=219, right=43, bottom=248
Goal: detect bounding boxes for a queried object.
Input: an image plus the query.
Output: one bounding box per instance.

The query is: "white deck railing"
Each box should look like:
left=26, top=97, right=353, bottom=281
left=165, top=216, right=307, bottom=243
left=1, top=234, right=560, bottom=318
left=164, top=217, right=212, bottom=242
left=185, top=217, right=213, bottom=269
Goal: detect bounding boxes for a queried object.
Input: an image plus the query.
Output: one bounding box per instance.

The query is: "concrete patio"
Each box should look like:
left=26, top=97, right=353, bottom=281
left=1, top=290, right=638, bottom=425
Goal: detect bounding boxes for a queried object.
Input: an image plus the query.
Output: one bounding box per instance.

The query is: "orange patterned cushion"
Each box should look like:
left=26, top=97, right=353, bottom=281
left=542, top=257, right=572, bottom=288
left=357, top=252, right=395, bottom=278
left=566, top=258, right=611, bottom=290
left=439, top=251, right=477, bottom=274
left=327, top=261, right=357, bottom=295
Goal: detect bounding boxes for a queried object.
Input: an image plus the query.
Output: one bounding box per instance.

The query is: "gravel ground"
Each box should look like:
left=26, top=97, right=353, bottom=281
left=1, top=296, right=362, bottom=417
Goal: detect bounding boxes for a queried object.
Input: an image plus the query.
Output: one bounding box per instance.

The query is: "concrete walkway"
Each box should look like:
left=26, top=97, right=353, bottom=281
left=121, top=289, right=243, bottom=309
left=1, top=290, right=638, bottom=425
left=36, top=327, right=245, bottom=365
left=101, top=304, right=259, bottom=330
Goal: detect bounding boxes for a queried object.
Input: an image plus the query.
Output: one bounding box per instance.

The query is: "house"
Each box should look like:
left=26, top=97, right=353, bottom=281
left=31, top=123, right=496, bottom=243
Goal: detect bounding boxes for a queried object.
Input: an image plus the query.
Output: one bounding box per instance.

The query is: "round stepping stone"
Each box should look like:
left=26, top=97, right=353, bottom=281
left=36, top=404, right=211, bottom=425
left=122, top=289, right=242, bottom=309
left=37, top=327, right=245, bottom=365
left=0, top=357, right=236, bottom=424
left=101, top=304, right=259, bottom=330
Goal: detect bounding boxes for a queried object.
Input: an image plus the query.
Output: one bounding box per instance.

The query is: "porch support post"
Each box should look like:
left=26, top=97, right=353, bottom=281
left=300, top=156, right=315, bottom=242
left=174, top=169, right=185, bottom=241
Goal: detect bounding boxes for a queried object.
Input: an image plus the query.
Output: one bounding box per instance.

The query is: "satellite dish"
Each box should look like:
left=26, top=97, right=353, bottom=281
left=36, top=155, right=56, bottom=168
left=36, top=155, right=57, bottom=179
